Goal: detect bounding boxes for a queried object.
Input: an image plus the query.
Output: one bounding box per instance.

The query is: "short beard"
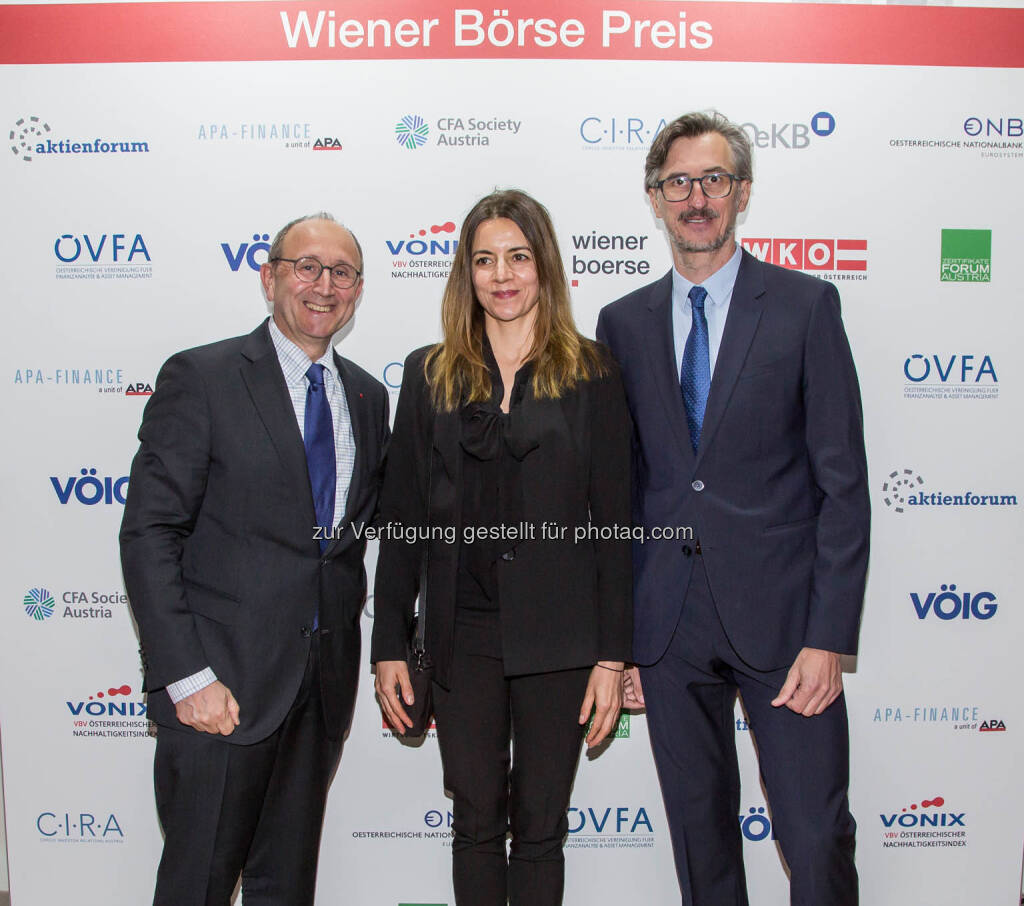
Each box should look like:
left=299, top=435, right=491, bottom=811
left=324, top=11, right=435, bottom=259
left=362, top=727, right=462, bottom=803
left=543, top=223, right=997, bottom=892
left=671, top=219, right=735, bottom=255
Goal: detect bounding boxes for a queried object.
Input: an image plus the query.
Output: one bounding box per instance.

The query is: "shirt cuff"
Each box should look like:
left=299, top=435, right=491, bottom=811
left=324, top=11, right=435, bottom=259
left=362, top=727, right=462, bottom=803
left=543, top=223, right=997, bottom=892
left=166, top=667, right=218, bottom=704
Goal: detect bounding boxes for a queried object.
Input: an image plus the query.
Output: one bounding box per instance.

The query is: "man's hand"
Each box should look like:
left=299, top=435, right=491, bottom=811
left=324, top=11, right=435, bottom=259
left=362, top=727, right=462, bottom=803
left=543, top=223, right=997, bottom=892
left=771, top=647, right=843, bottom=716
left=174, top=680, right=240, bottom=735
left=622, top=666, right=645, bottom=709
left=580, top=662, right=625, bottom=747
left=375, top=660, right=414, bottom=735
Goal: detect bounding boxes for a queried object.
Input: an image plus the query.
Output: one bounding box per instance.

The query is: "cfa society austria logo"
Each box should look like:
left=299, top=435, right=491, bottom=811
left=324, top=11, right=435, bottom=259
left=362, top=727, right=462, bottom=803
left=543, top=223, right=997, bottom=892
left=23, top=587, right=56, bottom=621
left=395, top=114, right=429, bottom=150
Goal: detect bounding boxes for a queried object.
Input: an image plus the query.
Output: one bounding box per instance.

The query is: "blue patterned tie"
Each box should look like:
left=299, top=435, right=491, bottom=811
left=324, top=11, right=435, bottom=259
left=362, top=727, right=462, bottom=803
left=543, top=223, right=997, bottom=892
left=680, top=286, right=710, bottom=453
left=304, top=363, right=336, bottom=553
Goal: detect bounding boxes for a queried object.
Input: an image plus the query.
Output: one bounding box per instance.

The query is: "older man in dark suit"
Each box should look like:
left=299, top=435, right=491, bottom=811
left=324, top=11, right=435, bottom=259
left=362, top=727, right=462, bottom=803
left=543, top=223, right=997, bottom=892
left=597, top=112, right=869, bottom=906
left=120, top=213, right=389, bottom=905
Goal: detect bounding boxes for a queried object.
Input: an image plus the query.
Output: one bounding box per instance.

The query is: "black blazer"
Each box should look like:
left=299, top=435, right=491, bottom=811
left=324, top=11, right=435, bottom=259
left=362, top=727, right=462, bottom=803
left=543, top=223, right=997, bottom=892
left=120, top=319, right=390, bottom=743
left=597, top=251, right=870, bottom=671
left=370, top=344, right=632, bottom=689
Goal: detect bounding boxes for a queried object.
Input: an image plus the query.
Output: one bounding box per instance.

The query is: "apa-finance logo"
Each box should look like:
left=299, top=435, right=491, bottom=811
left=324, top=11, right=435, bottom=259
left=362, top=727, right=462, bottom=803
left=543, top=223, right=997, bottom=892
left=51, top=468, right=129, bottom=506
left=565, top=805, right=654, bottom=850
left=11, top=115, right=149, bottom=163
left=880, top=468, right=1017, bottom=514
left=872, top=704, right=984, bottom=732
left=54, top=232, right=152, bottom=280
left=23, top=587, right=55, bottom=621
left=13, top=366, right=128, bottom=395
left=387, top=220, right=458, bottom=281
left=568, top=229, right=652, bottom=287
left=222, top=232, right=272, bottom=272
left=910, top=583, right=997, bottom=621
left=395, top=115, right=429, bottom=149
left=741, top=237, right=867, bottom=281
left=741, top=111, right=837, bottom=150
left=879, top=796, right=968, bottom=850
left=903, top=352, right=998, bottom=401
left=940, top=229, right=991, bottom=282
left=196, top=121, right=323, bottom=151
left=37, top=810, right=125, bottom=843
left=66, top=683, right=154, bottom=740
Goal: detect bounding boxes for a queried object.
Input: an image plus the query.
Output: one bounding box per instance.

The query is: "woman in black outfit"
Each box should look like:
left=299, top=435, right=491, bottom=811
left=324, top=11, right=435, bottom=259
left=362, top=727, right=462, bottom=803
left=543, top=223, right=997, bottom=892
left=371, top=189, right=632, bottom=906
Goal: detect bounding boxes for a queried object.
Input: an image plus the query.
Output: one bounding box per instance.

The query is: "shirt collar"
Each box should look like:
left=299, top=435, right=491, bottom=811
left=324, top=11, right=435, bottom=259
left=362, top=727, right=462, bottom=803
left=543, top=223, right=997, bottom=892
left=268, top=317, right=339, bottom=386
left=671, top=243, right=743, bottom=312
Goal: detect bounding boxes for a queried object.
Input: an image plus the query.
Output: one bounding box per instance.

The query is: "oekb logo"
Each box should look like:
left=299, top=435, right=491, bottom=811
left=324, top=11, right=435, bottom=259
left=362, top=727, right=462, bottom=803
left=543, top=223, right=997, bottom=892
left=741, top=237, right=866, bottom=272
left=910, top=584, right=997, bottom=621
left=222, top=233, right=271, bottom=272
left=51, top=468, right=129, bottom=505
left=741, top=112, right=836, bottom=149
left=739, top=805, right=775, bottom=842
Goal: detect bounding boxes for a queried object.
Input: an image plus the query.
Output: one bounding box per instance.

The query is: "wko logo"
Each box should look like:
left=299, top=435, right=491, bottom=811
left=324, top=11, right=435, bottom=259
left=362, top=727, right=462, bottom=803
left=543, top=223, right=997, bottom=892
left=880, top=796, right=968, bottom=850
left=222, top=232, right=271, bottom=272
left=54, top=232, right=151, bottom=280
left=741, top=237, right=866, bottom=280
left=51, top=468, right=129, bottom=506
left=903, top=353, right=998, bottom=401
left=741, top=112, right=836, bottom=149
left=881, top=468, right=1017, bottom=513
left=37, top=811, right=124, bottom=842
left=388, top=221, right=458, bottom=281
left=11, top=115, right=149, bottom=163
left=911, top=584, right=997, bottom=621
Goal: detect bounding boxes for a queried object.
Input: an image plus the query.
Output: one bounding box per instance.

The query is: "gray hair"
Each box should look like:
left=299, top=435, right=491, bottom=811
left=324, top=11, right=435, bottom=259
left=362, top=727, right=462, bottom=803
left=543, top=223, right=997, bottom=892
left=644, top=110, right=753, bottom=190
left=268, top=211, right=364, bottom=271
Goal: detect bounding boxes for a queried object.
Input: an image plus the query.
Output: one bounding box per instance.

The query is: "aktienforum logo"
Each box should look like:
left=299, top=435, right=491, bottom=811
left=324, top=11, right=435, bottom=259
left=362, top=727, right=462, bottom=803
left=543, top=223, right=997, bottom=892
left=940, top=229, right=991, bottom=282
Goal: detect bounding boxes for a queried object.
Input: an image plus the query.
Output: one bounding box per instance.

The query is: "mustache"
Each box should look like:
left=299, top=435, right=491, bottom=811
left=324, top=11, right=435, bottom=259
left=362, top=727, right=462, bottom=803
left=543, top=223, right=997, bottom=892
left=677, top=208, right=719, bottom=222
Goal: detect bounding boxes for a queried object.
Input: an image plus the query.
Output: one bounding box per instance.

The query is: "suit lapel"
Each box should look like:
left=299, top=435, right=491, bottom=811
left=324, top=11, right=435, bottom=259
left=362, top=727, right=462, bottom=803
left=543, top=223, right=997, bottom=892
left=696, top=251, right=765, bottom=468
left=239, top=322, right=315, bottom=520
left=645, top=272, right=696, bottom=463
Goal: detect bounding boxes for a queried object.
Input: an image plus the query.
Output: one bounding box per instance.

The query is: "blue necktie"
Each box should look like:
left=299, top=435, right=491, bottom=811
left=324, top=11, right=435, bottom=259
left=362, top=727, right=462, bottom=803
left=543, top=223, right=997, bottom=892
left=680, top=285, right=710, bottom=453
left=304, top=363, right=336, bottom=553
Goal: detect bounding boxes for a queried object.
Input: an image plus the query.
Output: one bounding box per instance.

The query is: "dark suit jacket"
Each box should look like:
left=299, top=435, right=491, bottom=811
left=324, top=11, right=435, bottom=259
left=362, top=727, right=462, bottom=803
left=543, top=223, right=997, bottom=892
left=120, top=319, right=389, bottom=744
left=597, top=251, right=869, bottom=671
left=370, top=344, right=632, bottom=689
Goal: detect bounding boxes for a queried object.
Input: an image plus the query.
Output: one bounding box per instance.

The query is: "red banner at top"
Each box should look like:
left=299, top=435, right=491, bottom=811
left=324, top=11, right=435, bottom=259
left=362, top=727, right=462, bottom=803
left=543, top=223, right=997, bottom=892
left=1, top=0, right=1022, bottom=67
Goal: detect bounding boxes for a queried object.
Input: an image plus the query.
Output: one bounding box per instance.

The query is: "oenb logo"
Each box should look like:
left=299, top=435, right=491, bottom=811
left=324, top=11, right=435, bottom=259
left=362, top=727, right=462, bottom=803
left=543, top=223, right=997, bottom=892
left=23, top=587, right=55, bottom=621
left=395, top=115, right=429, bottom=149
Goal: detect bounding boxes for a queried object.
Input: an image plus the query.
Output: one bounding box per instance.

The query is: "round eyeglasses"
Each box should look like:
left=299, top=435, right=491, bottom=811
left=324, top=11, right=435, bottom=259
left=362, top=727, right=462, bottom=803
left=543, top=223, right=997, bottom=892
left=270, top=256, right=362, bottom=289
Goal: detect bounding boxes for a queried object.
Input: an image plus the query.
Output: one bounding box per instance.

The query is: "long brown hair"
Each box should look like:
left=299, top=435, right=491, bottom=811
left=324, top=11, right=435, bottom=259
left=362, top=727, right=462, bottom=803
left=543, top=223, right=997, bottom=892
left=426, top=189, right=606, bottom=411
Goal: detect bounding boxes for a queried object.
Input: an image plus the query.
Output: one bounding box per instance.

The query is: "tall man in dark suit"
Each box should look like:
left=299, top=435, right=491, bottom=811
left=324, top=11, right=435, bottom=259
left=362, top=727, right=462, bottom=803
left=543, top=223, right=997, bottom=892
left=120, top=213, right=389, bottom=906
left=597, top=112, right=869, bottom=906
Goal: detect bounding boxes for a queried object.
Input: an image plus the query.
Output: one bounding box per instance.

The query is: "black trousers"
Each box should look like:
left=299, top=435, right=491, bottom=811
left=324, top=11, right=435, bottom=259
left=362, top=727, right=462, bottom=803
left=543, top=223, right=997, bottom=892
left=433, top=618, right=590, bottom=906
left=641, top=559, right=858, bottom=906
left=152, top=635, right=342, bottom=906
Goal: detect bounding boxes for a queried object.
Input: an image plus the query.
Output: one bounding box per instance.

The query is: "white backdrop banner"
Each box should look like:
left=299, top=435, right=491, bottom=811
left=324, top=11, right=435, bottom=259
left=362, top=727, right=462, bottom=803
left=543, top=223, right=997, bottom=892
left=1, top=2, right=1023, bottom=904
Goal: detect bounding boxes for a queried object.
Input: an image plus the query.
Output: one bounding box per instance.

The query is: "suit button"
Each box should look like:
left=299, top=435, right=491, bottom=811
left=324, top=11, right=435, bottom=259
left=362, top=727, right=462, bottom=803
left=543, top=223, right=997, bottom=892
left=300, top=626, right=312, bottom=638
left=681, top=545, right=693, bottom=557
left=501, top=549, right=515, bottom=562
left=692, top=480, right=704, bottom=492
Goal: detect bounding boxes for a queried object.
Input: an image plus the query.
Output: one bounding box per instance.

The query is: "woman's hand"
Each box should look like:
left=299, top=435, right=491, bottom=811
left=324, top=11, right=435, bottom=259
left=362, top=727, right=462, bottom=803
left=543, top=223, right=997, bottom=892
left=374, top=660, right=414, bottom=735
left=579, top=661, right=625, bottom=747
